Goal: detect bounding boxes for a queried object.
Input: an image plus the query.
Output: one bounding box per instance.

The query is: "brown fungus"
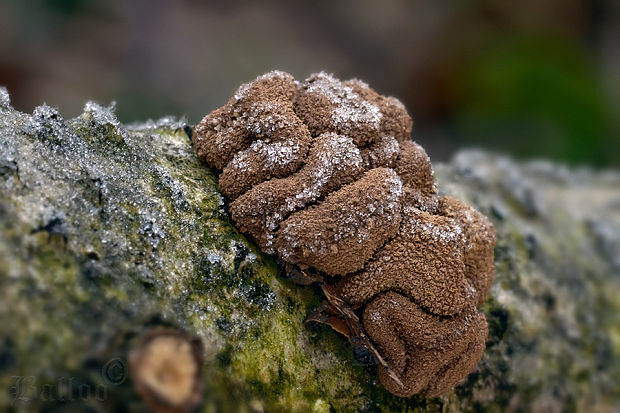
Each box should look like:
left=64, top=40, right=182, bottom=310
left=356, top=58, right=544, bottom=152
left=193, top=71, right=496, bottom=398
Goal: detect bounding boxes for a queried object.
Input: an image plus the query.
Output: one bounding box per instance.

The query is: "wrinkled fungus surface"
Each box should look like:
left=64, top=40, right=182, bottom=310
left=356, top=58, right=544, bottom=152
left=193, top=71, right=496, bottom=398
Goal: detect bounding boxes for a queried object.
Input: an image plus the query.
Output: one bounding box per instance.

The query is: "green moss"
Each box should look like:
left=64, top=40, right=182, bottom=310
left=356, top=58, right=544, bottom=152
left=1, top=103, right=619, bottom=412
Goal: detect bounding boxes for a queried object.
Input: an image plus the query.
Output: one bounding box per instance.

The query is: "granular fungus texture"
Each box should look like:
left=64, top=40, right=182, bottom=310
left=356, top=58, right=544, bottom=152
left=193, top=71, right=496, bottom=398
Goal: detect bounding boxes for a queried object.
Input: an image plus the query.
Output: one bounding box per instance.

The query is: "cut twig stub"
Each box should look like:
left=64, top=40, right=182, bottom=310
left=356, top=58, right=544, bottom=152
left=129, top=327, right=204, bottom=413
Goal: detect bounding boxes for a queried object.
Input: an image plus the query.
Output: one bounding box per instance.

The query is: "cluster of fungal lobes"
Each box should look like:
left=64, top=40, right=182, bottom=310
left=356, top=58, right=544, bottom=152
left=193, top=71, right=496, bottom=398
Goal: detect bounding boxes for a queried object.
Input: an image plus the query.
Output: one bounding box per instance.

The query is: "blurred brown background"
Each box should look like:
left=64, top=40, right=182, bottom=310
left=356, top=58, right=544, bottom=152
left=1, top=0, right=618, bottom=166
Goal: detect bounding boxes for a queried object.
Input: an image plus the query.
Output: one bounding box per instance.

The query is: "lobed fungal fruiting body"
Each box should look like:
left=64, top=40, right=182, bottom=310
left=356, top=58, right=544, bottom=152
left=193, top=70, right=496, bottom=398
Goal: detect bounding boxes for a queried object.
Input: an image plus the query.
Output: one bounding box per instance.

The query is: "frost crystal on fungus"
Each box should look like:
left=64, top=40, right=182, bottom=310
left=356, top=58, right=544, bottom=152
left=193, top=71, right=496, bottom=398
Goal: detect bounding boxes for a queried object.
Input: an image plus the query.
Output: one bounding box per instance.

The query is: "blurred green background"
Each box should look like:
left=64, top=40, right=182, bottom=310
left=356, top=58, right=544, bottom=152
left=1, top=0, right=618, bottom=166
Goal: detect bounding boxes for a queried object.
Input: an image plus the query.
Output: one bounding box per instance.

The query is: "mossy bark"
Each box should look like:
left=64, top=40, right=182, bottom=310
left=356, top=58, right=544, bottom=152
left=1, top=95, right=619, bottom=412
